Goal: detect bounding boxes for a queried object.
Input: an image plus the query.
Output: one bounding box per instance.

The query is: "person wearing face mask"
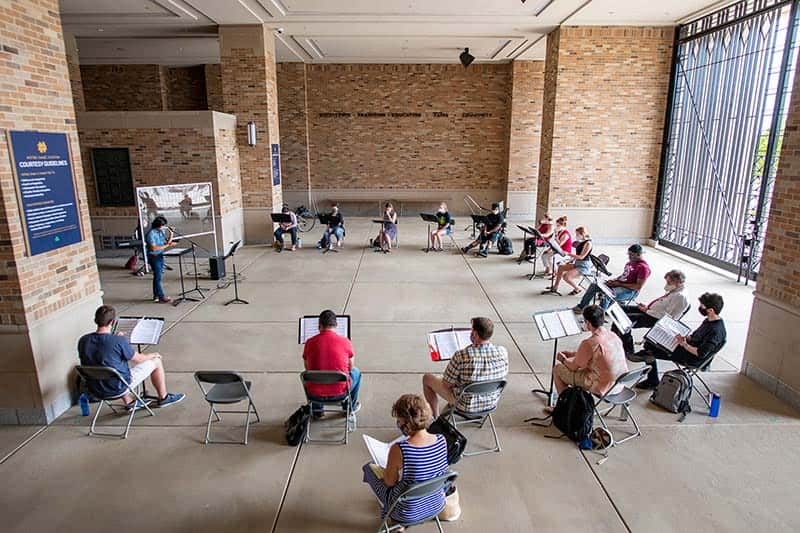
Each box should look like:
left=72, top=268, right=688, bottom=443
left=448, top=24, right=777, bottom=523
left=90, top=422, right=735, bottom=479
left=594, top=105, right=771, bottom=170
left=377, top=202, right=398, bottom=253
left=549, top=305, right=628, bottom=412
left=461, top=203, right=505, bottom=258
left=548, top=226, right=593, bottom=296
left=573, top=243, right=651, bottom=312
left=518, top=213, right=554, bottom=263
left=430, top=202, right=452, bottom=252
left=610, top=270, right=689, bottom=355
left=628, top=293, right=726, bottom=390
left=362, top=394, right=457, bottom=528
left=422, top=317, right=509, bottom=418
left=317, top=203, right=345, bottom=250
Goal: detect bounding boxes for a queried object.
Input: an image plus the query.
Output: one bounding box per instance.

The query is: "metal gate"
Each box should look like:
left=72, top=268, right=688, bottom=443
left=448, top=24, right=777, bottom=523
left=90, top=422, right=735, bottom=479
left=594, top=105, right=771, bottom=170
left=654, top=0, right=800, bottom=281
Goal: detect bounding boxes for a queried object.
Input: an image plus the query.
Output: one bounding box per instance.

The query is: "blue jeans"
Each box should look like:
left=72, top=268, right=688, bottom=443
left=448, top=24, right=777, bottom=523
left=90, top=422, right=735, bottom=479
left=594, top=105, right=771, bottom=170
left=577, top=283, right=638, bottom=310
left=311, top=367, right=361, bottom=413
left=274, top=227, right=298, bottom=246
left=326, top=226, right=345, bottom=242
left=148, top=253, right=165, bottom=300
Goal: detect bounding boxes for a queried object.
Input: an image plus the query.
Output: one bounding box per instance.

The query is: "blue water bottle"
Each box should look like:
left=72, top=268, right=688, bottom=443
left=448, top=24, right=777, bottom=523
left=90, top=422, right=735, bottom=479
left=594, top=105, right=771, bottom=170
left=708, top=393, right=721, bottom=418
left=79, top=393, right=90, bottom=416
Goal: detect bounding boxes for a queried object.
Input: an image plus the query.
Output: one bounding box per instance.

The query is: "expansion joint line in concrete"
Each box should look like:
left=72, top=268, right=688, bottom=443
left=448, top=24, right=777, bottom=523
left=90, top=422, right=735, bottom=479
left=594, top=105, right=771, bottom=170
left=270, top=442, right=304, bottom=533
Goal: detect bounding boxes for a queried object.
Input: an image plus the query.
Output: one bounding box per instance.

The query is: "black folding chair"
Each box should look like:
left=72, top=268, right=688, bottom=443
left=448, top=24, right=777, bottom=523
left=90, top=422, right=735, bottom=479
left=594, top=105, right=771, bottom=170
left=378, top=471, right=459, bottom=533
left=300, top=370, right=354, bottom=444
left=445, top=379, right=506, bottom=457
left=75, top=365, right=155, bottom=439
left=195, top=371, right=260, bottom=445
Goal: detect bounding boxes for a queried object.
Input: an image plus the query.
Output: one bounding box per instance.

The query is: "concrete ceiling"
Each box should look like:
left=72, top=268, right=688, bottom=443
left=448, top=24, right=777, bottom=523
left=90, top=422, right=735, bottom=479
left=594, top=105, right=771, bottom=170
left=61, top=0, right=735, bottom=66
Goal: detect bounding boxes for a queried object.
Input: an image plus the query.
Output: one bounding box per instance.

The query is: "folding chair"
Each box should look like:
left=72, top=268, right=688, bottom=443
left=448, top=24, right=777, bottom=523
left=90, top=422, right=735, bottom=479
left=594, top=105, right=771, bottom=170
left=445, top=379, right=506, bottom=457
left=592, top=366, right=651, bottom=447
left=300, top=370, right=354, bottom=444
left=378, top=471, right=459, bottom=533
left=75, top=365, right=155, bottom=439
left=194, top=371, right=260, bottom=445
left=672, top=341, right=725, bottom=411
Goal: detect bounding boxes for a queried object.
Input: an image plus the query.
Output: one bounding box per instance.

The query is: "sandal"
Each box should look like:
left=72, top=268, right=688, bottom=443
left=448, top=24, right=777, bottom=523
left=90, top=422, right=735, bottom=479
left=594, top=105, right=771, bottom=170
left=568, top=289, right=583, bottom=296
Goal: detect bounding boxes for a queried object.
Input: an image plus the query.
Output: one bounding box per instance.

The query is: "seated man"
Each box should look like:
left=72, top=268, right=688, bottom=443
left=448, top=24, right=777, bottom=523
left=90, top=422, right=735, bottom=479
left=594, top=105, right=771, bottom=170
left=573, top=243, right=651, bottom=312
left=461, top=203, right=505, bottom=258
left=78, top=305, right=185, bottom=408
left=422, top=317, right=509, bottom=417
left=302, top=309, right=362, bottom=417
left=318, top=203, right=345, bottom=250
left=611, top=269, right=689, bottom=355
left=629, top=293, right=726, bottom=390
left=274, top=205, right=299, bottom=252
left=551, top=305, right=628, bottom=408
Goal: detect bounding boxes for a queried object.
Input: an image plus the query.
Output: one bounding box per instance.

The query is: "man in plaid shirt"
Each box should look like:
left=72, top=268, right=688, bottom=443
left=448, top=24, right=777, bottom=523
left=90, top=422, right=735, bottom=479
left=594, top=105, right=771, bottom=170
left=422, top=317, right=509, bottom=417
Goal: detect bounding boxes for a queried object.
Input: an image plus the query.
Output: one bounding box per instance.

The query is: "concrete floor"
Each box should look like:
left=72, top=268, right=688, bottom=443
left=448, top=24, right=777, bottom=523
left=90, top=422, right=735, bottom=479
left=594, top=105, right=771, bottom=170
left=1, top=217, right=798, bottom=532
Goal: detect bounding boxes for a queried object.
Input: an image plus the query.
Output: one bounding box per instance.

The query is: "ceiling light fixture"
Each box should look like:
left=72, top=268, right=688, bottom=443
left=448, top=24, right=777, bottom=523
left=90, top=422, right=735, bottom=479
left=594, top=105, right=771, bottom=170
left=459, top=48, right=475, bottom=68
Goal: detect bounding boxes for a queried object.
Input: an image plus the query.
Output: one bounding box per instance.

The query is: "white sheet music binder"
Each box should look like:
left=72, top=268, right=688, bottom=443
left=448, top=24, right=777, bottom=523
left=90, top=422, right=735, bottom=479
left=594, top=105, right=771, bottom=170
left=606, top=302, right=633, bottom=334
left=533, top=310, right=582, bottom=341
left=426, top=327, right=472, bottom=361
left=298, top=315, right=351, bottom=344
left=644, top=315, right=692, bottom=352
left=114, top=316, right=164, bottom=345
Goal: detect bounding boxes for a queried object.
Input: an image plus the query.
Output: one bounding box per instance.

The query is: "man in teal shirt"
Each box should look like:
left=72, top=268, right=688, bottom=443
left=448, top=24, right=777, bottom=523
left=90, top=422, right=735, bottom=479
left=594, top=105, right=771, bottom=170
left=145, top=216, right=173, bottom=303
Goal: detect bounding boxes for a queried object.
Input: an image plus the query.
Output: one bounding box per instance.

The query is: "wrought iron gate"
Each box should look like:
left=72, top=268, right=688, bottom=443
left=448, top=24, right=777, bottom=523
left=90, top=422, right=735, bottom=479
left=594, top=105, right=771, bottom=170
left=654, top=0, right=800, bottom=281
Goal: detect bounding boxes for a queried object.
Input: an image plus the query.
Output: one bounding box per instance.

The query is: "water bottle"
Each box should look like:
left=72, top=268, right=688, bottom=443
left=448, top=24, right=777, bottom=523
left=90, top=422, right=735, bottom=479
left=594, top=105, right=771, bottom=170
left=578, top=436, right=593, bottom=450
left=79, top=393, right=90, bottom=416
left=297, top=237, right=302, bottom=249
left=708, top=392, right=721, bottom=418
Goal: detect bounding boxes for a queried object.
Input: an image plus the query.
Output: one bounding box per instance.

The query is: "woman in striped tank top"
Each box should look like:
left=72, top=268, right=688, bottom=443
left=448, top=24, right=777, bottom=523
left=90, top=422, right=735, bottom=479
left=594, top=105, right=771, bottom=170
left=363, top=394, right=450, bottom=528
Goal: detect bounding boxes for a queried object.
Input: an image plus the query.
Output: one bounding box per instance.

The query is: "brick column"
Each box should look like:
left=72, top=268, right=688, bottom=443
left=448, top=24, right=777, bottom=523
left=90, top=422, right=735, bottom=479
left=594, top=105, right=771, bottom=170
left=219, top=25, right=282, bottom=243
left=505, top=60, right=544, bottom=219
left=741, top=51, right=800, bottom=411
left=0, top=0, right=103, bottom=424
left=64, top=32, right=85, bottom=112
left=537, top=27, right=674, bottom=239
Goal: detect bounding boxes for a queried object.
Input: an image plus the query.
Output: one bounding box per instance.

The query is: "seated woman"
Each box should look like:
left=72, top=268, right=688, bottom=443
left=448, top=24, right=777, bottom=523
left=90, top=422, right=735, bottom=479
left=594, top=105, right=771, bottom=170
left=378, top=202, right=398, bottom=253
left=318, top=203, right=345, bottom=250
left=540, top=216, right=573, bottom=276
left=430, top=202, right=452, bottom=252
left=546, top=226, right=593, bottom=296
left=518, top=214, right=554, bottom=263
left=273, top=205, right=298, bottom=252
left=362, top=394, right=456, bottom=528
left=549, top=305, right=628, bottom=411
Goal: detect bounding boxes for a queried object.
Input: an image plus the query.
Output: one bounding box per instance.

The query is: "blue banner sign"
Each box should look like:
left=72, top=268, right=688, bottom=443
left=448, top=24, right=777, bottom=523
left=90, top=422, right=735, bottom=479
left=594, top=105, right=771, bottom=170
left=8, top=131, right=83, bottom=256
left=271, top=143, right=281, bottom=186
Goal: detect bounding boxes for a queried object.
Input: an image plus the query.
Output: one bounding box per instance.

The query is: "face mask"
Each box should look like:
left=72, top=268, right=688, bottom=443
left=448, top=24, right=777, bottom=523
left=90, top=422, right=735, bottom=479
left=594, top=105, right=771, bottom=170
left=664, top=284, right=675, bottom=292
left=698, top=306, right=708, bottom=316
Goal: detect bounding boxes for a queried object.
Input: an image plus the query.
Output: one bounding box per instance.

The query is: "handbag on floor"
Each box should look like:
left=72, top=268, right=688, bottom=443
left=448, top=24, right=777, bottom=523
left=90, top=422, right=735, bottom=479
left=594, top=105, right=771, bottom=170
left=284, top=405, right=310, bottom=446
left=428, top=414, right=468, bottom=464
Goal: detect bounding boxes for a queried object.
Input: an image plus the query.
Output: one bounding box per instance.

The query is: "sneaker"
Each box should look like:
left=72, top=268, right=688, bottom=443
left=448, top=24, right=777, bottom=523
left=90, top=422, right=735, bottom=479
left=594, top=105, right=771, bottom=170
left=158, top=297, right=172, bottom=304
left=571, top=306, right=583, bottom=314
left=461, top=246, right=470, bottom=254
left=635, top=380, right=658, bottom=390
left=349, top=401, right=362, bottom=414
left=157, top=392, right=186, bottom=408
left=477, top=250, right=488, bottom=258
left=126, top=398, right=151, bottom=411
left=627, top=351, right=655, bottom=363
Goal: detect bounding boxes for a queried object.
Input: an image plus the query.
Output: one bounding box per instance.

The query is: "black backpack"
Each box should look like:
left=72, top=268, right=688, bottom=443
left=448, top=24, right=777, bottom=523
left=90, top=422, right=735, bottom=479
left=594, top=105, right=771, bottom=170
left=551, top=387, right=595, bottom=442
left=284, top=405, right=310, bottom=446
left=497, top=236, right=514, bottom=255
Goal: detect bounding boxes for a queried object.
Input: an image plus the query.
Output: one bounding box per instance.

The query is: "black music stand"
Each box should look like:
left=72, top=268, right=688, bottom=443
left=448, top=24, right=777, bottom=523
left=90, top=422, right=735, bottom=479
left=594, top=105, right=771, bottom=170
left=420, top=213, right=440, bottom=252
left=271, top=213, right=293, bottom=252
left=517, top=225, right=546, bottom=279
left=318, top=213, right=339, bottom=254
left=527, top=309, right=583, bottom=408
left=470, top=214, right=490, bottom=239
left=164, top=247, right=196, bottom=306
left=172, top=230, right=208, bottom=301
left=539, top=236, right=567, bottom=294
left=371, top=219, right=390, bottom=253
left=223, top=241, right=247, bottom=305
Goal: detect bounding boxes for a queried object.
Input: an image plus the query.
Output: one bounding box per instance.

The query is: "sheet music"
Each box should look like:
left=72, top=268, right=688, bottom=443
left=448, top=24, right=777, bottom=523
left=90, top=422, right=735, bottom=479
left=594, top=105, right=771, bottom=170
left=606, top=302, right=633, bottom=334
left=645, top=316, right=692, bottom=352
left=431, top=329, right=471, bottom=360
left=557, top=310, right=581, bottom=336
left=534, top=310, right=582, bottom=341
left=534, top=314, right=547, bottom=339
left=299, top=316, right=350, bottom=344
left=597, top=281, right=616, bottom=300
left=114, top=317, right=163, bottom=345
left=363, top=434, right=407, bottom=468
left=542, top=313, right=566, bottom=339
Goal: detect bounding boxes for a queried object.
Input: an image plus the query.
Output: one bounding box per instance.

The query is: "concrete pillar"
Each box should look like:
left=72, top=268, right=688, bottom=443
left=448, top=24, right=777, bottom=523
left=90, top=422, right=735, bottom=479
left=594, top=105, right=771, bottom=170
left=741, top=51, right=800, bottom=411
left=64, top=32, right=85, bottom=112
left=0, top=0, right=103, bottom=424
left=504, top=60, right=544, bottom=219
left=219, top=25, right=282, bottom=243
left=537, top=27, right=674, bottom=241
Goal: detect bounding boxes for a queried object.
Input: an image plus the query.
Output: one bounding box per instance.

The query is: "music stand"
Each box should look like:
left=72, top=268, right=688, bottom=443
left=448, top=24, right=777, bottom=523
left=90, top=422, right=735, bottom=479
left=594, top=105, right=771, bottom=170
left=271, top=213, right=293, bottom=252
left=527, top=309, right=583, bottom=408
left=223, top=241, right=247, bottom=305
left=420, top=213, right=440, bottom=252
left=171, top=230, right=208, bottom=302
left=470, top=214, right=490, bottom=239
left=164, top=247, right=195, bottom=306
left=318, top=213, right=339, bottom=254
left=539, top=235, right=567, bottom=293
left=517, top=225, right=546, bottom=279
left=371, top=219, right=390, bottom=253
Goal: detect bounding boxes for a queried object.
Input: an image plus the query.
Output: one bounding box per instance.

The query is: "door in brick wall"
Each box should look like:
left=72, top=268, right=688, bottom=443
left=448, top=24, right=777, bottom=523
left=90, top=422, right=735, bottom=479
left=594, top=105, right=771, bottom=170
left=655, top=0, right=800, bottom=281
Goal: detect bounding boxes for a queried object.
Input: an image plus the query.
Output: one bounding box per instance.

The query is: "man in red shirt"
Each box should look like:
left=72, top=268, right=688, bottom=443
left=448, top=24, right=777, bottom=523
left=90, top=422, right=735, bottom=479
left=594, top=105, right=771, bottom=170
left=573, top=244, right=651, bottom=312
left=302, top=309, right=361, bottom=417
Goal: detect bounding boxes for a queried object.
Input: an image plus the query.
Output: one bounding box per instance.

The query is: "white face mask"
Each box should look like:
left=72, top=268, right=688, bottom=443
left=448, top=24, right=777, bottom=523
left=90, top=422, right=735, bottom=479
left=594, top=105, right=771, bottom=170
left=664, top=283, right=677, bottom=292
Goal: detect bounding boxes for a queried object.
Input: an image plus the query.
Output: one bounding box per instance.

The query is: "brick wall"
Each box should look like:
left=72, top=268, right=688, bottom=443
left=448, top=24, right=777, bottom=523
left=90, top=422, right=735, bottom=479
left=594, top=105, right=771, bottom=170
left=538, top=29, right=560, bottom=210
left=538, top=26, right=673, bottom=210
left=81, top=64, right=166, bottom=111
left=64, top=33, right=84, bottom=112
left=507, top=60, right=544, bottom=195
left=205, top=63, right=223, bottom=111
left=278, top=63, right=512, bottom=192
left=166, top=66, right=208, bottom=110
left=0, top=0, right=100, bottom=326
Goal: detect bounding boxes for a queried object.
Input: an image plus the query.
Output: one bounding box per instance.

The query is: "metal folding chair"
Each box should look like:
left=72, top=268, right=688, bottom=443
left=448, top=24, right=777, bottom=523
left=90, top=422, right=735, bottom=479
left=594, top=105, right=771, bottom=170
left=445, top=379, right=506, bottom=457
left=672, top=341, right=725, bottom=411
left=75, top=365, right=155, bottom=439
left=194, top=371, right=260, bottom=445
left=378, top=471, right=459, bottom=533
left=300, top=370, right=354, bottom=444
left=592, top=366, right=651, bottom=447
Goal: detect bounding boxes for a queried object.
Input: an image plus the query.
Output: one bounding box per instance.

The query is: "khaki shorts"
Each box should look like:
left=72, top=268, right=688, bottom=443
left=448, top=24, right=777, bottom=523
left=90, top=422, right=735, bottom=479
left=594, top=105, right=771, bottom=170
left=128, top=359, right=157, bottom=388
left=555, top=363, right=587, bottom=389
